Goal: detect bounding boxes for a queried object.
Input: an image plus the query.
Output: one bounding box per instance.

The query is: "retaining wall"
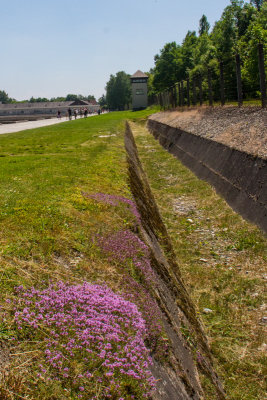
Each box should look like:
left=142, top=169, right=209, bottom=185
left=147, top=118, right=267, bottom=234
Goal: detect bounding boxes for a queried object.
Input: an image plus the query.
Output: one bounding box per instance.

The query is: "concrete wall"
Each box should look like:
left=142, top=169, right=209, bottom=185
left=147, top=118, right=267, bottom=234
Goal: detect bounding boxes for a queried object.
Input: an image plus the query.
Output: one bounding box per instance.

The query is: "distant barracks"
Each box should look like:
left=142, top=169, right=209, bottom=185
left=0, top=99, right=100, bottom=121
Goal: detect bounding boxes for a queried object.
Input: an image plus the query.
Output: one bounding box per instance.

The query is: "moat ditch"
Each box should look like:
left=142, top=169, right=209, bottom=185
left=125, top=122, right=226, bottom=399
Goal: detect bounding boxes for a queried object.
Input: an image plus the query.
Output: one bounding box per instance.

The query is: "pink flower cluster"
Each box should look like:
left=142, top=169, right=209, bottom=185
left=13, top=282, right=155, bottom=398
left=97, top=230, right=168, bottom=358
left=84, top=193, right=153, bottom=283
left=97, top=229, right=155, bottom=284
left=82, top=192, right=141, bottom=224
left=85, top=192, right=169, bottom=360
left=123, top=277, right=169, bottom=358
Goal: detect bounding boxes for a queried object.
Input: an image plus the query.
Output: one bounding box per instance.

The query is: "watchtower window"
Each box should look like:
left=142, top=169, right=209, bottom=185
left=132, top=78, right=147, bottom=83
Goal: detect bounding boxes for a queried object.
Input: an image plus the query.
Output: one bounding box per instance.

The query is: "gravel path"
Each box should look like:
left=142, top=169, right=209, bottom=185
left=149, top=106, right=267, bottom=159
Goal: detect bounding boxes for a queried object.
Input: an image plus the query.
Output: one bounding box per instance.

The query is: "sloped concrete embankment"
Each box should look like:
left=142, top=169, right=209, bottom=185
left=147, top=118, right=267, bottom=234
left=125, top=122, right=225, bottom=400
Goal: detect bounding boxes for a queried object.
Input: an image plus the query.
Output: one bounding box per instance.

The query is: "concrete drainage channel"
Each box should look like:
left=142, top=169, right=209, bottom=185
left=147, top=118, right=267, bottom=235
left=125, top=122, right=225, bottom=399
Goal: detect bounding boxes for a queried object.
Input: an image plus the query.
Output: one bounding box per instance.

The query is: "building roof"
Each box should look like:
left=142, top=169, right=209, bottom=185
left=131, top=70, right=148, bottom=79
left=0, top=99, right=97, bottom=110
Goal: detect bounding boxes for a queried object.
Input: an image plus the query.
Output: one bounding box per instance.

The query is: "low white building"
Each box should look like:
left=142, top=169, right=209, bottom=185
left=0, top=99, right=100, bottom=121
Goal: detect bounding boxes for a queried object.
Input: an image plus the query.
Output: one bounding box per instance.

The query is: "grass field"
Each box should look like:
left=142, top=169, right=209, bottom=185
left=0, top=108, right=161, bottom=399
left=0, top=108, right=266, bottom=399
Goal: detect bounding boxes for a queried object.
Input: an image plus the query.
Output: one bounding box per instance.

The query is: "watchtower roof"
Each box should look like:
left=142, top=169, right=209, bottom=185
left=131, top=70, right=148, bottom=79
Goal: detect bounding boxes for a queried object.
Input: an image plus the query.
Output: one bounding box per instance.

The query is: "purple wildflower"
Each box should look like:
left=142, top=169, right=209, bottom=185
left=82, top=192, right=141, bottom=224
left=97, top=229, right=156, bottom=285
left=12, top=281, right=156, bottom=398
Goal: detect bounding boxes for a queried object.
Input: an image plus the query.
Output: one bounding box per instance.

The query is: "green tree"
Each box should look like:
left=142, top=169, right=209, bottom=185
left=250, top=0, right=264, bottom=11
left=235, top=3, right=257, bottom=37
left=50, top=97, right=66, bottom=102
left=98, top=94, right=106, bottom=107
left=145, top=69, right=157, bottom=104
left=29, top=96, right=49, bottom=102
left=105, top=71, right=131, bottom=110
left=199, top=15, right=210, bottom=36
left=211, top=4, right=238, bottom=99
left=65, top=94, right=79, bottom=101
left=153, top=42, right=183, bottom=91
left=0, top=90, right=11, bottom=104
left=87, top=95, right=96, bottom=102
left=191, top=33, right=216, bottom=73
left=212, top=6, right=236, bottom=60
left=149, top=0, right=265, bottom=101
left=239, top=1, right=267, bottom=95
left=181, top=31, right=198, bottom=73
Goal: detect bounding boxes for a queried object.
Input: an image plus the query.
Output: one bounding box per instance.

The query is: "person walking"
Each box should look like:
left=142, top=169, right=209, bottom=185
left=68, top=108, right=72, bottom=120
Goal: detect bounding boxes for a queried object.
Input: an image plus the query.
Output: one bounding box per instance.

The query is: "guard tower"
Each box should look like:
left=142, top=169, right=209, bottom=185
left=130, top=70, right=148, bottom=110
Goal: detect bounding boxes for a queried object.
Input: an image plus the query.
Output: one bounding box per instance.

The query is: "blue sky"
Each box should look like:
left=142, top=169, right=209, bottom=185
left=2, top=0, right=234, bottom=101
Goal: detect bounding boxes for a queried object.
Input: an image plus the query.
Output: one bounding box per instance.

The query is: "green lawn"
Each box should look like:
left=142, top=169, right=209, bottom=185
left=0, top=110, right=155, bottom=273
left=0, top=108, right=160, bottom=400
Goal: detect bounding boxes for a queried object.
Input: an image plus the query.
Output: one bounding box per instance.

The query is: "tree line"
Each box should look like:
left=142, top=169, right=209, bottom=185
left=0, top=91, right=96, bottom=104
left=104, top=0, right=266, bottom=110
left=1, top=1, right=265, bottom=110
